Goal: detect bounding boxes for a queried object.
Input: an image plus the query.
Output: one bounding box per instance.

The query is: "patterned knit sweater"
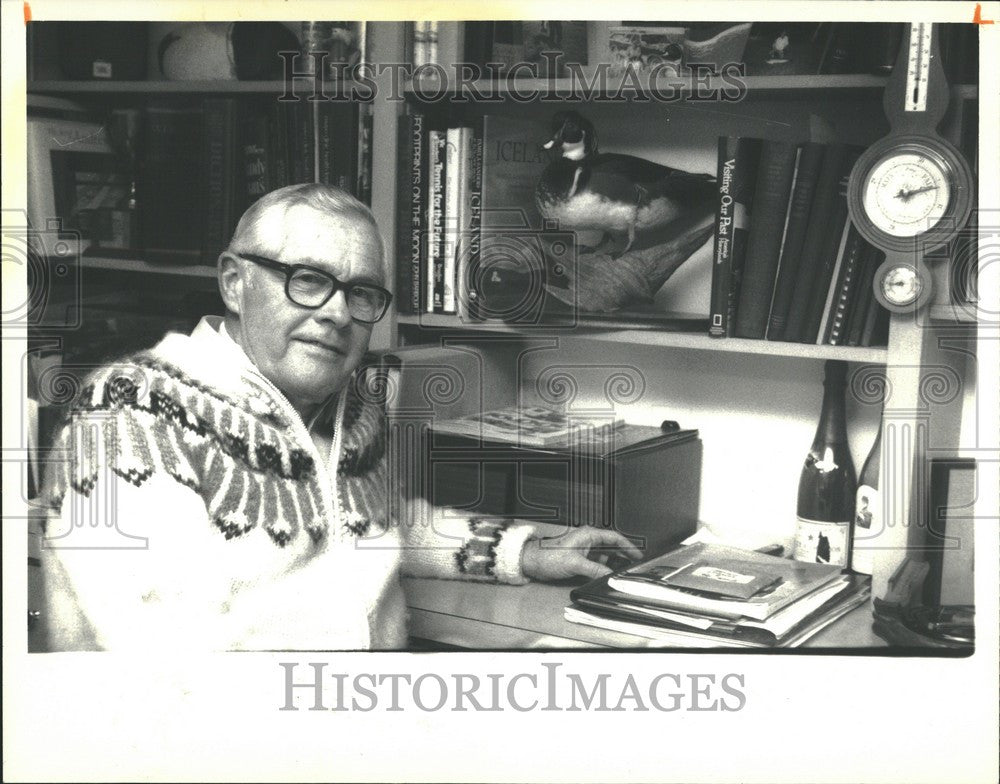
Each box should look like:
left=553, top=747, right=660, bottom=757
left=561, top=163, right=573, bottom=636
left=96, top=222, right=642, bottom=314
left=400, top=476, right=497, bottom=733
left=41, top=317, right=536, bottom=651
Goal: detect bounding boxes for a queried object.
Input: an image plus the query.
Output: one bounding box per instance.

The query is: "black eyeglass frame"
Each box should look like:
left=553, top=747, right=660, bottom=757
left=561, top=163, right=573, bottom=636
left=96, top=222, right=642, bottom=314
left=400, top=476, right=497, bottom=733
left=236, top=252, right=393, bottom=324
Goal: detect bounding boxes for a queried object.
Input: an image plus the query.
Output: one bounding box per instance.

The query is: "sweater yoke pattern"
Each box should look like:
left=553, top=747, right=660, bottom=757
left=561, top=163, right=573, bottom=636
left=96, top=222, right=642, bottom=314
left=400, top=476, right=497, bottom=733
left=46, top=352, right=390, bottom=548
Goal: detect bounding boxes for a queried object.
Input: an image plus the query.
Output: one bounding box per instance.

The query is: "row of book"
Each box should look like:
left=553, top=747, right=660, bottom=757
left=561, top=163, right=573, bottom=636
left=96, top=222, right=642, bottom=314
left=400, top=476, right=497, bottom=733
left=709, top=137, right=889, bottom=348
left=139, top=99, right=371, bottom=265
left=565, top=541, right=872, bottom=648
left=395, top=112, right=548, bottom=318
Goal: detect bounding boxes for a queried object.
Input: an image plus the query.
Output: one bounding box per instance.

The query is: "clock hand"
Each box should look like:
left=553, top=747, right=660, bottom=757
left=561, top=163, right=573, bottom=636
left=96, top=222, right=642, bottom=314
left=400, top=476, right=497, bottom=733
left=896, top=184, right=938, bottom=202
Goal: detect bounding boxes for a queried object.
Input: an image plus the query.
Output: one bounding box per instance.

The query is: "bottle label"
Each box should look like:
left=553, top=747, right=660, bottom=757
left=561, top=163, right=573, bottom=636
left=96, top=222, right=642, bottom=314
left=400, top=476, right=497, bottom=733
left=793, top=517, right=850, bottom=567
left=851, top=484, right=879, bottom=575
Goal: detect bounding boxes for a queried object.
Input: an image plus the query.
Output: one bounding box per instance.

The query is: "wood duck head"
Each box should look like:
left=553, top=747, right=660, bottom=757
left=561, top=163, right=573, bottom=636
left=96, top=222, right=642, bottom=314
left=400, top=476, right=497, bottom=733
left=542, top=111, right=598, bottom=161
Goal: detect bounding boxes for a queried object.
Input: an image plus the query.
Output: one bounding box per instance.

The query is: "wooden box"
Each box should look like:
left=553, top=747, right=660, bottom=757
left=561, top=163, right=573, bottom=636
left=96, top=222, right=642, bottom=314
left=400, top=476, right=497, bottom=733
left=422, top=424, right=702, bottom=557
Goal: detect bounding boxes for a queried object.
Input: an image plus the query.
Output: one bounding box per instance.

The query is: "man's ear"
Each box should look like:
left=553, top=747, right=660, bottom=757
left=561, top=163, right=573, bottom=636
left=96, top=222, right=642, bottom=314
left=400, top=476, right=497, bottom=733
left=218, top=252, right=244, bottom=315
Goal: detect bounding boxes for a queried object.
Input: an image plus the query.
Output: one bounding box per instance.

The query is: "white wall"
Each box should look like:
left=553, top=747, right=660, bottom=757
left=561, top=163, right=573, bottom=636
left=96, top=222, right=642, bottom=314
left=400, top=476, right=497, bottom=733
left=515, top=339, right=883, bottom=547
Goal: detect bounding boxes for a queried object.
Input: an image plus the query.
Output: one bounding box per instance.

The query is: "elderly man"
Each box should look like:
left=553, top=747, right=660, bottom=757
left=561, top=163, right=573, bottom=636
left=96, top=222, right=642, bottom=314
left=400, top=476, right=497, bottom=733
left=41, top=184, right=639, bottom=651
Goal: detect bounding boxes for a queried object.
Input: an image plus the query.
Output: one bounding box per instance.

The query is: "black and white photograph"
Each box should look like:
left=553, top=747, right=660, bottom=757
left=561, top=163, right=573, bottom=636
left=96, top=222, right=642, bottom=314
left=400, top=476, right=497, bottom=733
left=3, top=1, right=998, bottom=781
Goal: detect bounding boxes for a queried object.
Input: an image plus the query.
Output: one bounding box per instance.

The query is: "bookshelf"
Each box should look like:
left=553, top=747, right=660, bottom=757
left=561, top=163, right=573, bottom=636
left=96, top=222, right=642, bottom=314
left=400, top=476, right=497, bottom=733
left=29, top=79, right=319, bottom=94
left=72, top=254, right=219, bottom=280
left=370, top=21, right=980, bottom=602
left=25, top=20, right=981, bottom=606
left=395, top=313, right=891, bottom=362
left=403, top=73, right=890, bottom=96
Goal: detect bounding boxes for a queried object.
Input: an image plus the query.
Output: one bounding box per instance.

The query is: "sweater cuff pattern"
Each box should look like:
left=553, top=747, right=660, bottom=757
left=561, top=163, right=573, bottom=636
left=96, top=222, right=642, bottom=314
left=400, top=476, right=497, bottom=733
left=454, top=517, right=535, bottom=584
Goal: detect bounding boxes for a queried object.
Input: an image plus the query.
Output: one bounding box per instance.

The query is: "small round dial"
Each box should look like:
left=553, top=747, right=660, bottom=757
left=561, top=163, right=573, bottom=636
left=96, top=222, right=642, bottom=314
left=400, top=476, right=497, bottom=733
left=873, top=259, right=932, bottom=312
left=862, top=151, right=952, bottom=238
left=882, top=264, right=922, bottom=305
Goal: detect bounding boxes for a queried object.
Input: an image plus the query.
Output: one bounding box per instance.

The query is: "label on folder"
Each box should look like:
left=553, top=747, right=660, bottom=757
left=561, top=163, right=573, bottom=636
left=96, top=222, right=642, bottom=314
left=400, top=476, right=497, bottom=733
left=662, top=560, right=783, bottom=599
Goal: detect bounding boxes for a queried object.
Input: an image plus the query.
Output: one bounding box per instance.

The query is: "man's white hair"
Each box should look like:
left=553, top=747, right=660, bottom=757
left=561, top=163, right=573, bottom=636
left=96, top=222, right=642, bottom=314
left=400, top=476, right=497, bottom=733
left=225, top=183, right=386, bottom=283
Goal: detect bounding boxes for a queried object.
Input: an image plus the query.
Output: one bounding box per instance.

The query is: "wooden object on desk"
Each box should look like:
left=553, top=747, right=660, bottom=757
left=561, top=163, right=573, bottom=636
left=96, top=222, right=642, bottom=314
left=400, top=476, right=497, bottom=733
left=424, top=424, right=702, bottom=559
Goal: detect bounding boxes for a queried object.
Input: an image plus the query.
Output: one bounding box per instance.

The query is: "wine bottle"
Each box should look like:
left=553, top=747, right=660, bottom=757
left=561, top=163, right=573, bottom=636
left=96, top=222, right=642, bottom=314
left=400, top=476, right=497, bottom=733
left=793, top=360, right=857, bottom=566
left=851, top=428, right=881, bottom=575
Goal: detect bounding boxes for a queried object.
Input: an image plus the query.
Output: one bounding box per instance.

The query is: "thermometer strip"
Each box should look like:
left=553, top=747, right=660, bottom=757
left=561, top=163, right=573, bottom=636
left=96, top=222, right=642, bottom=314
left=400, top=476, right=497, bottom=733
left=905, top=22, right=931, bottom=112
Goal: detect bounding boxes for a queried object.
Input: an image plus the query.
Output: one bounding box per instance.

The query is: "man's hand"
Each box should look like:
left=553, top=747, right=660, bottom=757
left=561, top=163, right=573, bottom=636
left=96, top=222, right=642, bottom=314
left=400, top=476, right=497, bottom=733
left=520, top=528, right=643, bottom=582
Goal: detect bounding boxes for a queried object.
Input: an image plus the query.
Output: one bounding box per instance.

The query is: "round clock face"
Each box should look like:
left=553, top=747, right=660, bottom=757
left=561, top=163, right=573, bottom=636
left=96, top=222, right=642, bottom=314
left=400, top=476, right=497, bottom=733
left=848, top=134, right=973, bottom=254
left=881, top=263, right=923, bottom=305
left=862, top=151, right=952, bottom=238
left=873, top=259, right=933, bottom=312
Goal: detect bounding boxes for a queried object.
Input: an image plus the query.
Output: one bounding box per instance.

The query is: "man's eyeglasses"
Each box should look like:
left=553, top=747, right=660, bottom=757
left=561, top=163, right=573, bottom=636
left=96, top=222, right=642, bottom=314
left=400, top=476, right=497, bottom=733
left=236, top=253, right=392, bottom=324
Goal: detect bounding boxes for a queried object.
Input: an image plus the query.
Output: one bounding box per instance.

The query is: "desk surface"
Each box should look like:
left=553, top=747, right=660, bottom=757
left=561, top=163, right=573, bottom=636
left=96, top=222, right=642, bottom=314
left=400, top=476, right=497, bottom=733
left=402, top=577, right=887, bottom=650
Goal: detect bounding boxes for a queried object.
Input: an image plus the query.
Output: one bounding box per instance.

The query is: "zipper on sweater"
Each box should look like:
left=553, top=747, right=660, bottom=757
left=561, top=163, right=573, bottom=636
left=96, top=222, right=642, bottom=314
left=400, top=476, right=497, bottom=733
left=239, top=369, right=347, bottom=533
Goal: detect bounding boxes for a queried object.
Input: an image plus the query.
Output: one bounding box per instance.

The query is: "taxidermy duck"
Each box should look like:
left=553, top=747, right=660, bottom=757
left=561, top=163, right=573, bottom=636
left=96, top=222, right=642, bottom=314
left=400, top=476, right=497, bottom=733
left=543, top=210, right=716, bottom=312
left=535, top=110, right=717, bottom=255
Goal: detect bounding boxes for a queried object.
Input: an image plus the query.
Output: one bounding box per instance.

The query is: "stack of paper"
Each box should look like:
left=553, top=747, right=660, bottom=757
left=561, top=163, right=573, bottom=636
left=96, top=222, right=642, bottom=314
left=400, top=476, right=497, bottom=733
left=565, top=542, right=871, bottom=648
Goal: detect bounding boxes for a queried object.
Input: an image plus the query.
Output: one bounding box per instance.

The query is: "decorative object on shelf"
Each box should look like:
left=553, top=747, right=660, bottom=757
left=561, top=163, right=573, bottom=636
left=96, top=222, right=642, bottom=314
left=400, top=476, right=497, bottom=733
left=543, top=210, right=716, bottom=313
left=847, top=23, right=975, bottom=315
left=150, top=22, right=299, bottom=80
left=743, top=22, right=829, bottom=76
left=767, top=30, right=790, bottom=63
left=535, top=110, right=717, bottom=256
left=26, top=96, right=122, bottom=254
left=606, top=25, right=686, bottom=76
left=151, top=22, right=238, bottom=80
left=523, top=21, right=588, bottom=78
left=299, top=22, right=366, bottom=78
left=680, top=23, right=752, bottom=74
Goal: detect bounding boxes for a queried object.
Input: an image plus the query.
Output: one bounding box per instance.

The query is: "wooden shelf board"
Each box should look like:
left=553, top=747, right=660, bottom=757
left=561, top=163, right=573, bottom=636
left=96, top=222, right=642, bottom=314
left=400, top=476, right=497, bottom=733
left=28, top=79, right=347, bottom=94
left=405, top=73, right=888, bottom=97
left=395, top=314, right=889, bottom=362
left=77, top=254, right=218, bottom=280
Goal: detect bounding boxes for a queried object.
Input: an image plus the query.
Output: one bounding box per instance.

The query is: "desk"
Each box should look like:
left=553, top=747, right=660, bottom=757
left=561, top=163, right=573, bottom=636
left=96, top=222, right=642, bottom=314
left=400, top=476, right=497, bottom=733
left=402, top=578, right=887, bottom=650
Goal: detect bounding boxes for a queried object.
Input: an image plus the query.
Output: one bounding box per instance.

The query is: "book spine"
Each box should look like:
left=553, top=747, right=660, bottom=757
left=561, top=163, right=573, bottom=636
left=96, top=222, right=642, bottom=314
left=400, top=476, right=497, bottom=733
left=816, top=219, right=852, bottom=344
left=268, top=101, right=289, bottom=189
left=202, top=98, right=228, bottom=265
left=766, top=142, right=825, bottom=340
left=357, top=103, right=373, bottom=204
left=317, top=103, right=333, bottom=186
left=824, top=225, right=865, bottom=345
left=443, top=127, right=462, bottom=313
left=454, top=127, right=474, bottom=320
left=241, top=106, right=269, bottom=209
left=394, top=115, right=420, bottom=314
left=709, top=137, right=738, bottom=337
left=782, top=144, right=847, bottom=342
left=845, top=247, right=878, bottom=346
left=288, top=103, right=314, bottom=185
left=328, top=103, right=359, bottom=193
left=734, top=141, right=798, bottom=339
left=428, top=130, right=446, bottom=313
left=799, top=150, right=857, bottom=343
left=139, top=106, right=204, bottom=258
left=724, top=138, right=762, bottom=336
left=465, top=117, right=485, bottom=321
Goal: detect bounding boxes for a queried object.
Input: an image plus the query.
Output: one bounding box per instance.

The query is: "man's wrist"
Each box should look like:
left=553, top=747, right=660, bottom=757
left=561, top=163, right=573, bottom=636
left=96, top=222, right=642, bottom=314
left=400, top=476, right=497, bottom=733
left=521, top=536, right=553, bottom=580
